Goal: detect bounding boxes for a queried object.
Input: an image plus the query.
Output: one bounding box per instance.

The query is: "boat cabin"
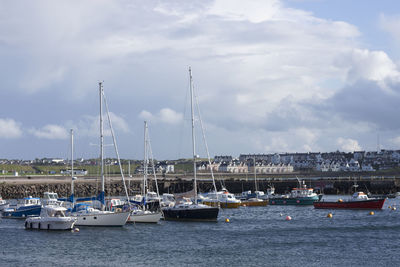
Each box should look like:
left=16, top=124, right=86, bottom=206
left=106, top=198, right=124, bottom=211
left=41, top=206, right=68, bottom=218
left=290, top=188, right=315, bottom=198
left=352, top=192, right=369, bottom=200
left=19, top=196, right=41, bottom=207
left=42, top=192, right=60, bottom=205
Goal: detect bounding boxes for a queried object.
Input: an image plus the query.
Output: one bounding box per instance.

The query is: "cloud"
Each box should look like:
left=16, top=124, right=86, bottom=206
left=139, top=108, right=183, bottom=125
left=335, top=49, right=400, bottom=88
left=389, top=136, right=400, bottom=147
left=0, top=118, right=23, bottom=139
left=1, top=1, right=399, bottom=158
left=379, top=14, right=400, bottom=44
left=68, top=112, right=130, bottom=138
left=30, top=124, right=68, bottom=139
left=337, top=137, right=361, bottom=152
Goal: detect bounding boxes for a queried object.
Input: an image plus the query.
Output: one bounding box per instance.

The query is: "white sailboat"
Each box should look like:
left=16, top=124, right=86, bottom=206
left=70, top=82, right=129, bottom=226
left=127, top=121, right=162, bottom=223
left=162, top=67, right=219, bottom=221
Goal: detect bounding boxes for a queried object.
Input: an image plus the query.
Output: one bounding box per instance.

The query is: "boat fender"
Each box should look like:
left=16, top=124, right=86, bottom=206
left=38, top=223, right=41, bottom=229
left=25, top=221, right=28, bottom=229
left=285, top=216, right=292, bottom=221
left=116, top=208, right=122, bottom=213
left=392, top=207, right=397, bottom=211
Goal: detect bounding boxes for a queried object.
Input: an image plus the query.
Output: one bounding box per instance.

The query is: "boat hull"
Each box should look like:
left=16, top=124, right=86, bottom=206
left=269, top=197, right=318, bottom=205
left=74, top=211, right=130, bottom=226
left=313, top=198, right=386, bottom=209
left=2, top=205, right=42, bottom=218
left=25, top=217, right=76, bottom=230
left=162, top=206, right=219, bottom=222
left=241, top=200, right=268, bottom=207
left=127, top=211, right=162, bottom=223
left=202, top=201, right=241, bottom=209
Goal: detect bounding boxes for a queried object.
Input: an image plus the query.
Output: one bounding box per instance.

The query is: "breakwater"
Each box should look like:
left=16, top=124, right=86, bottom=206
left=1, top=176, right=400, bottom=199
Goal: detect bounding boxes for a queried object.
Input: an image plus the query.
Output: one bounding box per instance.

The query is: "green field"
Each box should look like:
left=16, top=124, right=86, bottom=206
left=0, top=164, right=139, bottom=176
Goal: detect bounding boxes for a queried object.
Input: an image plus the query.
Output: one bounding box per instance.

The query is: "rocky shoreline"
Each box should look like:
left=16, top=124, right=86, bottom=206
left=1, top=175, right=400, bottom=199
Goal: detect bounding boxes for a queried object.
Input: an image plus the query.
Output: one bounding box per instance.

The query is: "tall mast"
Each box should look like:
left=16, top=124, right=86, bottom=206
left=189, top=67, right=197, bottom=203
left=99, top=82, right=105, bottom=198
left=71, top=129, right=74, bottom=200
left=254, top=156, right=258, bottom=192
left=143, top=121, right=148, bottom=196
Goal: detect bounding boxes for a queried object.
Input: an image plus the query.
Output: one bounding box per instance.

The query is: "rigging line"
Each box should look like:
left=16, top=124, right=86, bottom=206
left=101, top=89, right=130, bottom=202
left=193, top=82, right=217, bottom=194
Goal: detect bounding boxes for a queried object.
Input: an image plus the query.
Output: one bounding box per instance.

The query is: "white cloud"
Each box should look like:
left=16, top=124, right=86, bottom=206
left=335, top=49, right=400, bottom=88
left=208, top=0, right=281, bottom=23
left=0, top=118, right=23, bottom=139
left=68, top=112, right=130, bottom=138
left=30, top=124, right=68, bottom=140
left=337, top=137, right=361, bottom=152
left=379, top=14, right=400, bottom=44
left=1, top=1, right=399, bottom=158
left=139, top=108, right=183, bottom=125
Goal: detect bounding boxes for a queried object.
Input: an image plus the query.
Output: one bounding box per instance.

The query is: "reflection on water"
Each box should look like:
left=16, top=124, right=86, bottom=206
left=0, top=198, right=399, bottom=266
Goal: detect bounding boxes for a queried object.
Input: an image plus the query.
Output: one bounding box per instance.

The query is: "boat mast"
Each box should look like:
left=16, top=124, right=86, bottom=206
left=189, top=67, right=198, bottom=204
left=99, top=82, right=105, bottom=206
left=71, top=129, right=74, bottom=203
left=143, top=121, right=148, bottom=197
left=254, top=156, right=258, bottom=192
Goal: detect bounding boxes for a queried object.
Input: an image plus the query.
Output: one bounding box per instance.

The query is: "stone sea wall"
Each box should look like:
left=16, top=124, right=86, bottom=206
left=1, top=178, right=400, bottom=199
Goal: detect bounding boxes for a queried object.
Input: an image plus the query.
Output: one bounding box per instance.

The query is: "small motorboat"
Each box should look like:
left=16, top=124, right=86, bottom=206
left=269, top=180, right=319, bottom=205
left=2, top=196, right=42, bottom=218
left=127, top=206, right=162, bottom=223
left=201, top=188, right=242, bottom=208
left=25, top=205, right=77, bottom=230
left=313, top=192, right=386, bottom=210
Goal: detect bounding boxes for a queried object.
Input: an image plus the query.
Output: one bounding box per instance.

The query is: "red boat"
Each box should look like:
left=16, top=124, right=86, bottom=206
left=313, top=192, right=386, bottom=210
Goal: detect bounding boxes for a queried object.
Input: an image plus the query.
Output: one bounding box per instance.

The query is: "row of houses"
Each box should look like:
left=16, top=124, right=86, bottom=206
left=197, top=160, right=294, bottom=174
left=237, top=149, right=400, bottom=171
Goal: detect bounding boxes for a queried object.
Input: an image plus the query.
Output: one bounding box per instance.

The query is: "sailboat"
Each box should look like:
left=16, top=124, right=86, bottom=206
left=127, top=121, right=162, bottom=223
left=69, top=82, right=130, bottom=226
left=240, top=158, right=268, bottom=206
left=162, top=67, right=219, bottom=221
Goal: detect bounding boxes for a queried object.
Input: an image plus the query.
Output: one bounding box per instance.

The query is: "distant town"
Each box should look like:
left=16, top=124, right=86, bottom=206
left=1, top=149, right=400, bottom=176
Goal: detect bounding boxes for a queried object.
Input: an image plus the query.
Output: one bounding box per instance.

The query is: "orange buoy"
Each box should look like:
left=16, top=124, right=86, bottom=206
left=388, top=206, right=392, bottom=209
left=285, top=216, right=292, bottom=221
left=327, top=213, right=333, bottom=218
left=369, top=211, right=374, bottom=215
left=225, top=218, right=230, bottom=223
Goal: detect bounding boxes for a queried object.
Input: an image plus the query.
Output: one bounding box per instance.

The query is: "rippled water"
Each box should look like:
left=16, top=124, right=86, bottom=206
left=1, top=198, right=400, bottom=266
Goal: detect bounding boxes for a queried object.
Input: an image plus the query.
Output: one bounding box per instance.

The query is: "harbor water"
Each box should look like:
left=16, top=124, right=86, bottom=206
left=1, top=197, right=400, bottom=266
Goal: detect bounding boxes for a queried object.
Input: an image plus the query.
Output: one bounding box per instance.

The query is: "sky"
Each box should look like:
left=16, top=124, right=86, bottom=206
left=1, top=0, right=400, bottom=160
